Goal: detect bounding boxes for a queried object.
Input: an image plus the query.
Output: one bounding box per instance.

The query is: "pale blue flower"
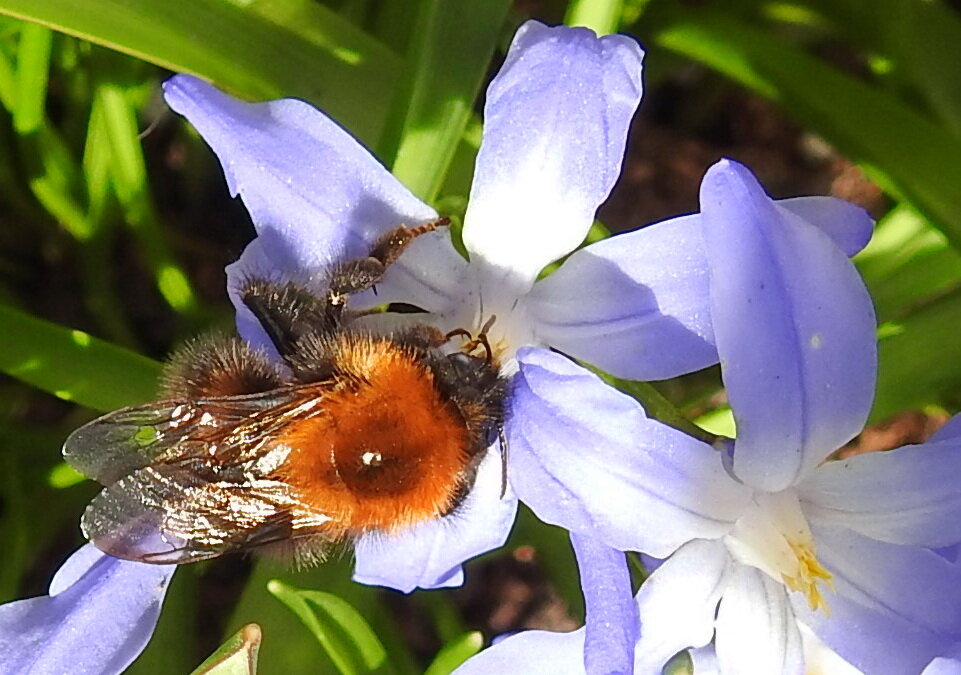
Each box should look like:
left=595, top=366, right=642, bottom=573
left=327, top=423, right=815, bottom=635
left=500, top=160, right=961, bottom=673
left=163, top=21, right=734, bottom=593
left=0, top=544, right=174, bottom=674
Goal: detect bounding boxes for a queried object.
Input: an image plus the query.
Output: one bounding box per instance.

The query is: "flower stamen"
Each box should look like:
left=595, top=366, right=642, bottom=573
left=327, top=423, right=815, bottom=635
left=724, top=490, right=836, bottom=615
left=781, top=538, right=835, bottom=613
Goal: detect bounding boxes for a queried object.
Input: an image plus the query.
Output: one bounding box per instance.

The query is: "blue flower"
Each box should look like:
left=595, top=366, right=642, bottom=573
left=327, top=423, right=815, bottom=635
left=495, top=160, right=961, bottom=673
left=0, top=544, right=174, bottom=673
left=454, top=535, right=637, bottom=675
left=163, top=21, right=733, bottom=593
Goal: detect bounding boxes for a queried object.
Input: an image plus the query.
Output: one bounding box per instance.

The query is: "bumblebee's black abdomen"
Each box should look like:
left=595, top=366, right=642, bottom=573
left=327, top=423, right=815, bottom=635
left=161, top=334, right=285, bottom=399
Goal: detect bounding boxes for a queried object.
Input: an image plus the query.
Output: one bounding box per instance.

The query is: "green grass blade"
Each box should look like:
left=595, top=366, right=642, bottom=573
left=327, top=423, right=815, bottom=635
left=423, top=632, right=483, bottom=675
left=95, top=81, right=199, bottom=315
left=565, top=0, right=624, bottom=34
left=81, top=90, right=111, bottom=225
left=0, top=0, right=400, bottom=143
left=799, top=0, right=961, bottom=137
left=12, top=21, right=51, bottom=134
left=0, top=424, right=84, bottom=600
left=22, top=123, right=93, bottom=240
left=854, top=204, right=961, bottom=420
left=0, top=304, right=160, bottom=411
left=856, top=204, right=961, bottom=323
left=385, top=0, right=510, bottom=202
left=652, top=10, right=961, bottom=249
left=873, top=290, right=961, bottom=421
left=268, top=580, right=391, bottom=675
left=0, top=33, right=18, bottom=108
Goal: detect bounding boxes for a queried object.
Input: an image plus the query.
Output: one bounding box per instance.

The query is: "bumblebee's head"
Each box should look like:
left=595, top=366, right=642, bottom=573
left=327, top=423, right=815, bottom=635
left=427, top=349, right=507, bottom=446
left=442, top=351, right=503, bottom=399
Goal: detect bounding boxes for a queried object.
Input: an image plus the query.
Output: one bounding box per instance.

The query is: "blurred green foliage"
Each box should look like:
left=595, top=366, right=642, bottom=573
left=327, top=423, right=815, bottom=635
left=0, top=0, right=959, bottom=672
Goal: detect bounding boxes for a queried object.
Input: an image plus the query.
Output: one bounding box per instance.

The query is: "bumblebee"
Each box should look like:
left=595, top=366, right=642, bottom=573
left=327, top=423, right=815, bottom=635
left=64, top=219, right=507, bottom=566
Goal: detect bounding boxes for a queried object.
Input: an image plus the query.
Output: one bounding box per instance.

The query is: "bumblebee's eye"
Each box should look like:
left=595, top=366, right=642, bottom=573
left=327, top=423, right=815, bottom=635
left=446, top=352, right=483, bottom=379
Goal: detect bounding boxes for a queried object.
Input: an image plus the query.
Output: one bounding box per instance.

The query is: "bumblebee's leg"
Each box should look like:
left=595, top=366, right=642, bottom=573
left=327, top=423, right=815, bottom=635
left=239, top=278, right=332, bottom=361
left=393, top=323, right=451, bottom=352
left=326, top=218, right=450, bottom=304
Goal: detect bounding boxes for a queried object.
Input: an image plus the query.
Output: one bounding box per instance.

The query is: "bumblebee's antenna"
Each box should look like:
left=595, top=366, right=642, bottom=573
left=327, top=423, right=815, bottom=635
left=446, top=315, right=498, bottom=362
left=475, top=315, right=497, bottom=364
left=445, top=328, right=472, bottom=343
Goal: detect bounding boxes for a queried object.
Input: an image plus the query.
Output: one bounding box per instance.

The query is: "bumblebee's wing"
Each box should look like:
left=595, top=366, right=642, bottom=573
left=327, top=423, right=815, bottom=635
left=81, top=466, right=333, bottom=564
left=67, top=384, right=333, bottom=564
left=62, top=387, right=309, bottom=485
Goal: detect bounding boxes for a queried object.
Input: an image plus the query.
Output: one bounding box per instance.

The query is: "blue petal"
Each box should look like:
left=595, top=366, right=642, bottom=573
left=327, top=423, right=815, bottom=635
left=453, top=629, right=587, bottom=675
left=930, top=414, right=961, bottom=443
left=0, top=544, right=174, bottom=674
left=352, top=447, right=517, bottom=593
left=527, top=214, right=717, bottom=381
left=462, top=21, right=644, bottom=288
left=164, top=75, right=436, bottom=269
left=714, top=566, right=803, bottom=674
left=794, top=523, right=961, bottom=674
left=508, top=347, right=751, bottom=557
left=777, top=197, right=874, bottom=257
left=923, top=645, right=961, bottom=675
left=700, top=159, right=877, bottom=491
left=571, top=534, right=638, bottom=675
left=633, top=539, right=730, bottom=673
left=528, top=196, right=874, bottom=383
left=691, top=614, right=866, bottom=674
left=164, top=75, right=466, bottom=327
left=802, top=437, right=961, bottom=547
left=452, top=535, right=643, bottom=674
left=688, top=645, right=720, bottom=674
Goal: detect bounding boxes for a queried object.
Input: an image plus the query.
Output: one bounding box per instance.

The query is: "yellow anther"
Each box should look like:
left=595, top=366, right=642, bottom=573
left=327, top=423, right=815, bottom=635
left=782, top=539, right=836, bottom=613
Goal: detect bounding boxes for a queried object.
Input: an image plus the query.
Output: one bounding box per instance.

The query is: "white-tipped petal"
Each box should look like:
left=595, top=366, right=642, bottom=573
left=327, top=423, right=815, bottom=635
left=463, top=21, right=643, bottom=289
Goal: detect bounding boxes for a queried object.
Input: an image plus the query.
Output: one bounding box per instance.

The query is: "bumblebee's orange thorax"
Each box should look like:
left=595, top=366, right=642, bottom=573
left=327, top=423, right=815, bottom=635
left=274, top=337, right=471, bottom=537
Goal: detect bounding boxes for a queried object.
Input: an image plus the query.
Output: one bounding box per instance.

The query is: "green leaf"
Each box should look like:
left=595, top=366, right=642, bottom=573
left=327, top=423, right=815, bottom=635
left=0, top=424, right=85, bottom=601
left=651, top=10, right=961, bottom=249
left=873, top=290, right=961, bottom=421
left=854, top=203, right=961, bottom=417
left=423, top=632, right=483, bottom=675
left=94, top=80, right=200, bottom=314
left=0, top=303, right=160, bottom=411
left=47, top=461, right=85, bottom=488
left=18, top=120, right=93, bottom=240
left=694, top=405, right=735, bottom=439
left=798, top=0, right=961, bottom=136
left=227, top=556, right=417, bottom=675
left=419, top=592, right=466, bottom=644
left=663, top=650, right=694, bottom=675
left=81, top=90, right=112, bottom=227
left=268, top=580, right=390, bottom=675
left=565, top=0, right=625, bottom=35
left=12, top=21, right=51, bottom=134
left=384, top=0, right=510, bottom=202
left=191, top=624, right=263, bottom=675
left=594, top=367, right=716, bottom=444
left=855, top=204, right=961, bottom=323
left=0, top=0, right=401, bottom=143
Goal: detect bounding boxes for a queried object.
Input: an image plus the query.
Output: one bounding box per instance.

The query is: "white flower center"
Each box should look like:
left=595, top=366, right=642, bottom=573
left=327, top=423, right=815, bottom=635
left=438, top=265, right=540, bottom=371
left=723, top=490, right=834, bottom=612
